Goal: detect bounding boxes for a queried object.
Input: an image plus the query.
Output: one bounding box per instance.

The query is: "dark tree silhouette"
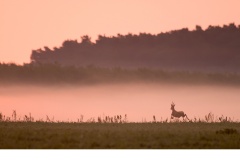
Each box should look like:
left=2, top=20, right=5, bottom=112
left=31, top=23, right=240, bottom=72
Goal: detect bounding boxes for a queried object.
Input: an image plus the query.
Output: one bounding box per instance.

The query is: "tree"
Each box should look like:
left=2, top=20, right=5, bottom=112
left=81, top=35, right=92, bottom=45
left=195, top=25, right=202, bottom=31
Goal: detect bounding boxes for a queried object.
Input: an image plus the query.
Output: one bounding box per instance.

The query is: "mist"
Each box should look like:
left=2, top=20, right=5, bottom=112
left=0, top=83, right=240, bottom=122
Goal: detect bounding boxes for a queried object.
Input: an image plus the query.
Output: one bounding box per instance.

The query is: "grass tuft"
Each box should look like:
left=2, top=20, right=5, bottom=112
left=216, top=128, right=238, bottom=135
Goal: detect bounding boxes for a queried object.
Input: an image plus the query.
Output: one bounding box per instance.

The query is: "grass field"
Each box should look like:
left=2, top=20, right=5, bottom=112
left=0, top=122, right=239, bottom=149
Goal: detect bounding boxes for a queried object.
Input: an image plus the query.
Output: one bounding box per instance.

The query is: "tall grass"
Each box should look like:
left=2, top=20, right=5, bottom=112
left=0, top=110, right=237, bottom=124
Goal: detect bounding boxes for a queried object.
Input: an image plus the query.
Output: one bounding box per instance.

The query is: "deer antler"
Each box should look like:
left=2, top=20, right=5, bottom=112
left=171, top=102, right=175, bottom=107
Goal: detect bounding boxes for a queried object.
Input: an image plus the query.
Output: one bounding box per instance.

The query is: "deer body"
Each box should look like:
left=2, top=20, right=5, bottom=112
left=171, top=102, right=189, bottom=120
left=171, top=109, right=185, bottom=118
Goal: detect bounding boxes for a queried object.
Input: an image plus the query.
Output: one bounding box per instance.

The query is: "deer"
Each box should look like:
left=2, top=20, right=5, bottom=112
left=170, top=102, right=189, bottom=120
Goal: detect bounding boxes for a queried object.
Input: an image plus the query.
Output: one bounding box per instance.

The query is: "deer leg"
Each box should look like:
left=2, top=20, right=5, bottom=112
left=184, top=114, right=189, bottom=120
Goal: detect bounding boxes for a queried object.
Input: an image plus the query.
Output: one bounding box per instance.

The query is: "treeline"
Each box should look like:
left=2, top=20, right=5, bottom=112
left=31, top=23, right=240, bottom=72
left=1, top=63, right=240, bottom=85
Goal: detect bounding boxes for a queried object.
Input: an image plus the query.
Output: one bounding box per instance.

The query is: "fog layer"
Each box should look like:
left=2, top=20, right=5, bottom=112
left=0, top=84, right=240, bottom=122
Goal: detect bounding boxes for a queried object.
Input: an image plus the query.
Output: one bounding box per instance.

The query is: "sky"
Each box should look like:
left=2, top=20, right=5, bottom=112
left=1, top=0, right=240, bottom=64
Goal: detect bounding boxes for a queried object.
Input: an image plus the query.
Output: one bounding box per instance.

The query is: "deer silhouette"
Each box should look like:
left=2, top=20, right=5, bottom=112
left=170, top=102, right=189, bottom=120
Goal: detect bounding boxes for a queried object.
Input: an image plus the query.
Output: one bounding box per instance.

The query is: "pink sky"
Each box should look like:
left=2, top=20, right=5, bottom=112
left=1, top=0, right=240, bottom=64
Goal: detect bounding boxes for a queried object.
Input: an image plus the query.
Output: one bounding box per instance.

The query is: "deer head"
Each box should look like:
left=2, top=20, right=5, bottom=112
left=171, top=102, right=175, bottom=110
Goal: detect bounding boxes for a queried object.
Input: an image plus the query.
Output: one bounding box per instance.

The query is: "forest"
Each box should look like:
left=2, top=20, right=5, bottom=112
left=0, top=63, right=240, bottom=85
left=0, top=23, right=240, bottom=85
left=31, top=23, right=240, bottom=73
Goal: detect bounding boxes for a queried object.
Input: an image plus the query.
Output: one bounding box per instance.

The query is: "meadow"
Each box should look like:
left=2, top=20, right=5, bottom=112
left=1, top=63, right=240, bottom=149
left=0, top=119, right=239, bottom=149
